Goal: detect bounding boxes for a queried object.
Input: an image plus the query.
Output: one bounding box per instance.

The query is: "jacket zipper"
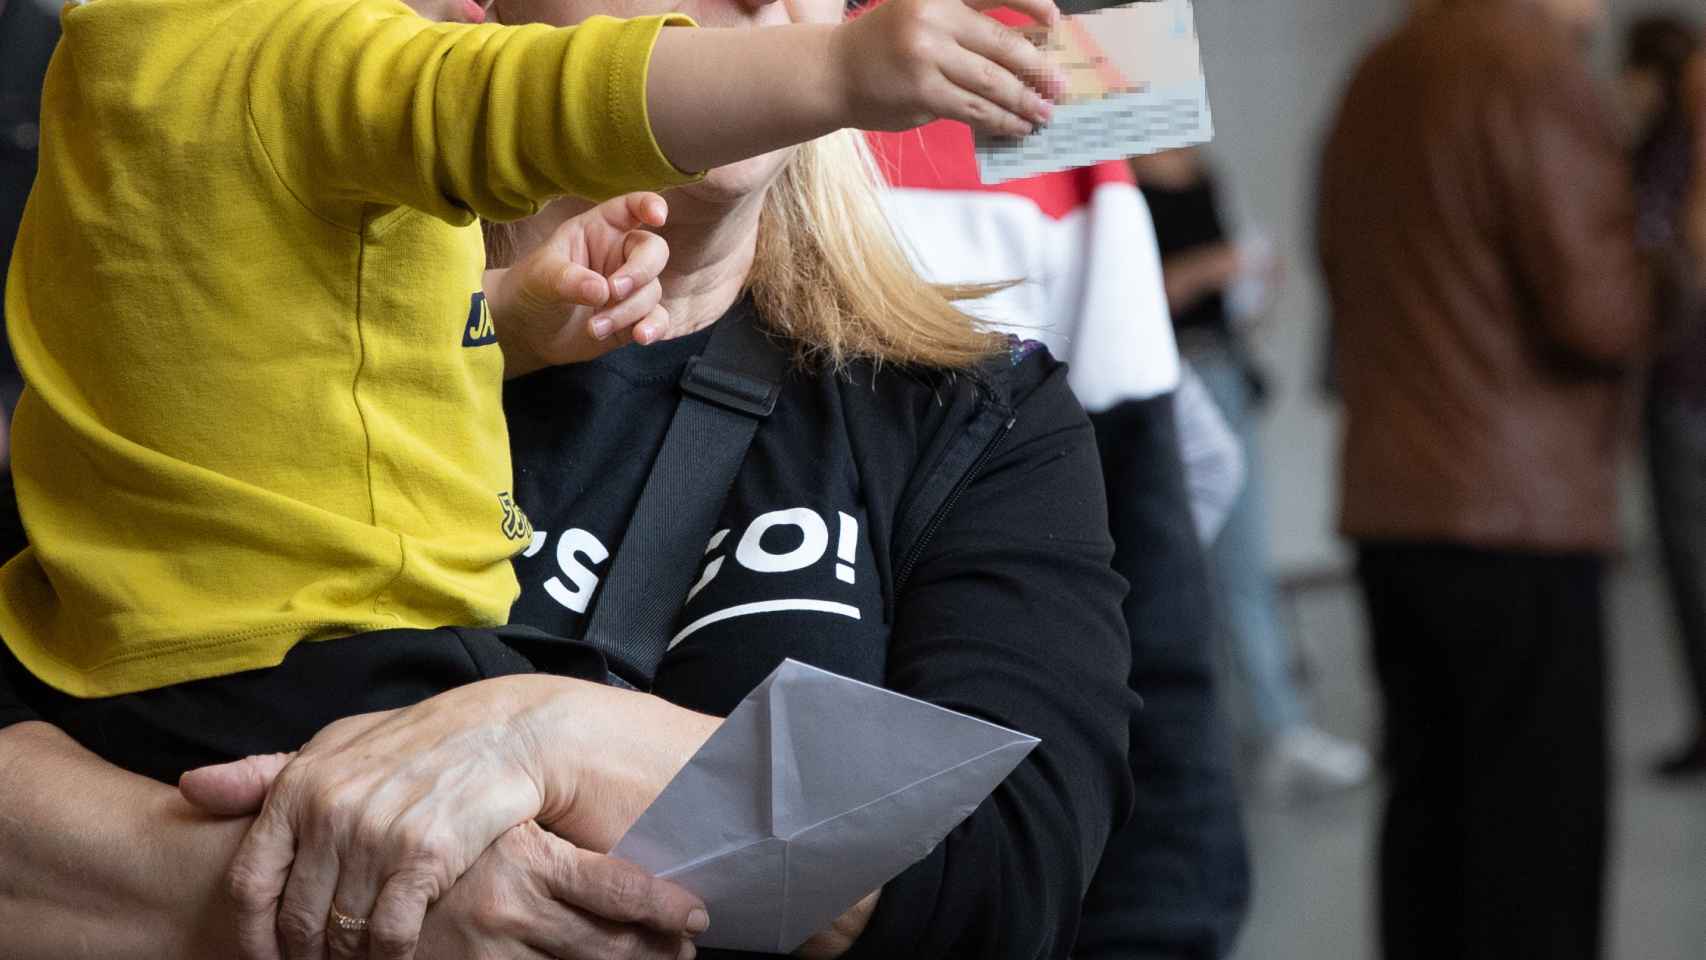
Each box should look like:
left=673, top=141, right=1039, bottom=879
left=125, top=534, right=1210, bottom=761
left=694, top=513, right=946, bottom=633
left=893, top=415, right=1017, bottom=594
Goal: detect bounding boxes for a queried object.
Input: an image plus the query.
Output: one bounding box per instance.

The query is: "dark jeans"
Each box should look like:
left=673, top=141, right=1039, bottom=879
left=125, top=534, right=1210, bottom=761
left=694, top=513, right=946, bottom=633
left=1076, top=393, right=1249, bottom=960
left=1357, top=542, right=1608, bottom=960
left=1645, top=391, right=1706, bottom=735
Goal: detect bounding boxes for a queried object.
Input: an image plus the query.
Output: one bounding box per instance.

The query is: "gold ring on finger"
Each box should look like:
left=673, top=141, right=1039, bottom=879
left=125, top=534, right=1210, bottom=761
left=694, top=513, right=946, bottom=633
left=328, top=906, right=370, bottom=935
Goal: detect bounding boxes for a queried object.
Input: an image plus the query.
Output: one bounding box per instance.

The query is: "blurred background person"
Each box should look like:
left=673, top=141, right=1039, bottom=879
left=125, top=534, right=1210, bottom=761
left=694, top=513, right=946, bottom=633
left=1318, top=0, right=1651, bottom=957
left=1133, top=145, right=1369, bottom=801
left=0, top=0, right=57, bottom=464
left=1624, top=13, right=1706, bottom=780
left=869, top=115, right=1252, bottom=959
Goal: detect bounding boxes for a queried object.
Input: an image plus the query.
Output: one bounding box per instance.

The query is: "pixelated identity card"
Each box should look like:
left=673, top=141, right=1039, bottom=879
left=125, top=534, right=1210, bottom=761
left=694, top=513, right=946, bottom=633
left=975, top=0, right=1213, bottom=184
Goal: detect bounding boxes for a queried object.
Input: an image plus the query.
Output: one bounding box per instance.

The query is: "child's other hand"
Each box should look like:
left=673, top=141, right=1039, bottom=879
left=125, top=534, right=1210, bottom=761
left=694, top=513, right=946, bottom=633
left=833, top=0, right=1067, bottom=139
left=486, top=193, right=673, bottom=378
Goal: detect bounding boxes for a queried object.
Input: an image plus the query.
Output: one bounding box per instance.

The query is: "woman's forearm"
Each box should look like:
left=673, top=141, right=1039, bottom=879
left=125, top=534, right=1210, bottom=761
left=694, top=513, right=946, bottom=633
left=1161, top=243, right=1242, bottom=316
left=0, top=722, right=248, bottom=959
left=514, top=678, right=721, bottom=851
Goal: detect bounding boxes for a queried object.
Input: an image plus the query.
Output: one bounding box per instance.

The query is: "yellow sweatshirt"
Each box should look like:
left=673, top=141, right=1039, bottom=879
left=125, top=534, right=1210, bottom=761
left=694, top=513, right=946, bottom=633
left=0, top=0, right=698, bottom=697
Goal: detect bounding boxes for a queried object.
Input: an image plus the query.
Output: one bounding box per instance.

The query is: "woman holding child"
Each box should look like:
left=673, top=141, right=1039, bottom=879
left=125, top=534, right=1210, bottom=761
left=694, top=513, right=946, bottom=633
left=0, top=0, right=1133, bottom=956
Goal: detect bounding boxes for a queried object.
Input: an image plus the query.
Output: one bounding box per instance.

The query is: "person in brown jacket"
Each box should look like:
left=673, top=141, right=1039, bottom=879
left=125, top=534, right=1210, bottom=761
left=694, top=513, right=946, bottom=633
left=1317, top=1, right=1652, bottom=958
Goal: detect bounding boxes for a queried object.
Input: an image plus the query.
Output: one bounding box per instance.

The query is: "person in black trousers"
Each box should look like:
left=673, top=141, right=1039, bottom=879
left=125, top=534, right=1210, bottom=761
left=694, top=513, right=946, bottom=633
left=1358, top=544, right=1607, bottom=958
left=1318, top=1, right=1652, bottom=957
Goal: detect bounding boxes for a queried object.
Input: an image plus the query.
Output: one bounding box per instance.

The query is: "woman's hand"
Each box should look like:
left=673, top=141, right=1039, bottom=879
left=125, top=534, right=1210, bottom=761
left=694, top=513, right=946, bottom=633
left=833, top=0, right=1067, bottom=139
left=417, top=822, right=707, bottom=960
left=793, top=891, right=880, bottom=960
left=181, top=674, right=721, bottom=960
left=486, top=192, right=674, bottom=379
left=182, top=738, right=710, bottom=960
left=180, top=676, right=573, bottom=960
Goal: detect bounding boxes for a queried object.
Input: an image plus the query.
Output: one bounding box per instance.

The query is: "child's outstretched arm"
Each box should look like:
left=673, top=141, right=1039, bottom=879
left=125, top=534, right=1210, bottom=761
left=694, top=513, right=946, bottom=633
left=246, top=4, right=702, bottom=225
left=244, top=0, right=1063, bottom=228
left=646, top=0, right=1066, bottom=174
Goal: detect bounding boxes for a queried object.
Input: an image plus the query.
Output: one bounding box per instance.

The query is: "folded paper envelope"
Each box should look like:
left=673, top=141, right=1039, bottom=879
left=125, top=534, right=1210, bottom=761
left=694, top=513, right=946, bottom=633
left=609, top=659, right=1041, bottom=954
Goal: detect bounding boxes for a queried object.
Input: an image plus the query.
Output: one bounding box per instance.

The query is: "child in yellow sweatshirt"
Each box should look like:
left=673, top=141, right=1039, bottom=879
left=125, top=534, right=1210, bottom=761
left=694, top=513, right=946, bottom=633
left=0, top=0, right=1065, bottom=698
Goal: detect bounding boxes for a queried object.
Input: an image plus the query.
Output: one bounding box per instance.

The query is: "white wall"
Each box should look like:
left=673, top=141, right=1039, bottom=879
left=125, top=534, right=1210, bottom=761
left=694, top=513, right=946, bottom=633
left=1195, top=0, right=1676, bottom=576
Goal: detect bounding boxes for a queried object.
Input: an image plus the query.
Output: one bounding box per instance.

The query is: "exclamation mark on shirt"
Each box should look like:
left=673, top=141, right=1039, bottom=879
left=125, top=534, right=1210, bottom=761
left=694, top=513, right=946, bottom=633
left=836, top=512, right=858, bottom=585
left=688, top=529, right=730, bottom=603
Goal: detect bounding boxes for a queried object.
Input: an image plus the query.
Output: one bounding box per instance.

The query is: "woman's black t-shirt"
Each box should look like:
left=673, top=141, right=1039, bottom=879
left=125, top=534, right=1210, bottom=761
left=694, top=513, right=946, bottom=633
left=0, top=303, right=1136, bottom=960
left=504, top=321, right=891, bottom=716
left=503, top=306, right=1137, bottom=960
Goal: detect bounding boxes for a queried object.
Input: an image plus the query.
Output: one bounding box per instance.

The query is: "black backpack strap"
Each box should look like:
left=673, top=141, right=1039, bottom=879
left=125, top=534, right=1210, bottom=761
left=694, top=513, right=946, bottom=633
left=584, top=300, right=788, bottom=689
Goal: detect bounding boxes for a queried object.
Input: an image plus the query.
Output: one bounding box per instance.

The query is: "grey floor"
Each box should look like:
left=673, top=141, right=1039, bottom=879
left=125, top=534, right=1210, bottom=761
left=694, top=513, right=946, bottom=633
left=1227, top=550, right=1706, bottom=960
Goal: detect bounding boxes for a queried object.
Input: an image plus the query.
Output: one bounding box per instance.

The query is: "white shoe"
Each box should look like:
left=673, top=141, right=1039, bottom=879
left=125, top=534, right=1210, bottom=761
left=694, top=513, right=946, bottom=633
left=1257, top=725, right=1372, bottom=800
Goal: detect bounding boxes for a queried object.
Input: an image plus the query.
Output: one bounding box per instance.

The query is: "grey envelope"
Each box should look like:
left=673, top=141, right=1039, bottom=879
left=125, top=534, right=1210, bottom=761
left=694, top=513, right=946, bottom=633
left=609, top=659, right=1040, bottom=954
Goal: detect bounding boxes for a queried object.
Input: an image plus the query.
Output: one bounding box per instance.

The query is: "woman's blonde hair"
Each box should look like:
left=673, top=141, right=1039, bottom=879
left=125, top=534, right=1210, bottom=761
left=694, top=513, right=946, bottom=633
left=486, top=131, right=1009, bottom=372
left=747, top=129, right=1008, bottom=371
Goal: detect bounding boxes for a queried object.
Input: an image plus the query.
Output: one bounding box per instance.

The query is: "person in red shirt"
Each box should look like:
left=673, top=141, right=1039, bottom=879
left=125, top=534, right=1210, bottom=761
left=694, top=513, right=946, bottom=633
left=871, top=118, right=1250, bottom=959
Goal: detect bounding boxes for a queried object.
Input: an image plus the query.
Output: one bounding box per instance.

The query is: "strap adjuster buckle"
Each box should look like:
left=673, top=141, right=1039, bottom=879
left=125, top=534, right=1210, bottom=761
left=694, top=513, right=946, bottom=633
left=680, top=356, right=779, bottom=418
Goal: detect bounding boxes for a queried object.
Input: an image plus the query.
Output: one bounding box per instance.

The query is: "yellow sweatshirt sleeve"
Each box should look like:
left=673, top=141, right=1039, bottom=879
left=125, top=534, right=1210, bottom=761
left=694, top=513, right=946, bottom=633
left=245, top=0, right=698, bottom=227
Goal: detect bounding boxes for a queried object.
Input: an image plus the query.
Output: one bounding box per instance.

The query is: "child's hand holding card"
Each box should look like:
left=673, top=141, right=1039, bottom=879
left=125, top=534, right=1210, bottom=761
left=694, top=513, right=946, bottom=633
left=976, top=0, right=1214, bottom=183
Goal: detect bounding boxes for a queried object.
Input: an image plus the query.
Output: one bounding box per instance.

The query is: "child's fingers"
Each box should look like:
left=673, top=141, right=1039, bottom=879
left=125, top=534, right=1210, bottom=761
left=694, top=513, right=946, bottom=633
left=610, top=231, right=670, bottom=301
left=592, top=192, right=669, bottom=235
left=930, top=72, right=1036, bottom=138
left=631, top=305, right=675, bottom=347
left=532, top=309, right=635, bottom=366
left=939, top=48, right=1052, bottom=128
left=598, top=322, right=640, bottom=352
left=505, top=249, right=608, bottom=322
left=952, top=10, right=1064, bottom=100
left=587, top=278, right=664, bottom=342
left=539, top=259, right=609, bottom=310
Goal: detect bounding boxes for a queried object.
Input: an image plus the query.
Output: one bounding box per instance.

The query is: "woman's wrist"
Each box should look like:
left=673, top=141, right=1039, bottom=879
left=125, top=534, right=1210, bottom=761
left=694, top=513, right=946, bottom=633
left=500, top=674, right=590, bottom=830
left=510, top=677, right=719, bottom=851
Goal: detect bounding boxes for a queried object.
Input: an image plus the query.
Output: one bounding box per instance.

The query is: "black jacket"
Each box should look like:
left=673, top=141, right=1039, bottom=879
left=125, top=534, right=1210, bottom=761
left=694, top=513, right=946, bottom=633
left=1078, top=393, right=1249, bottom=960
left=502, top=315, right=1137, bottom=960
left=0, top=312, right=1138, bottom=959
